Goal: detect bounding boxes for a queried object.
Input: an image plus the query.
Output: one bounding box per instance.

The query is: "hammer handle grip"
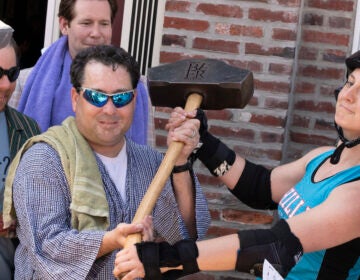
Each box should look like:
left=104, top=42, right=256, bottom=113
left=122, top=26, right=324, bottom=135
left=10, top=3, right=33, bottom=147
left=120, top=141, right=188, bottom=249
left=118, top=93, right=203, bottom=279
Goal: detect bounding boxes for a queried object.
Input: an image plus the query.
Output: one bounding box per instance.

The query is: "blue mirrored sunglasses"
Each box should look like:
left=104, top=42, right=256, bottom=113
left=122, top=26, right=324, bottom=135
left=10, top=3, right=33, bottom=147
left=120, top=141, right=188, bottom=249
left=0, top=66, right=20, bottom=82
left=78, top=87, right=135, bottom=108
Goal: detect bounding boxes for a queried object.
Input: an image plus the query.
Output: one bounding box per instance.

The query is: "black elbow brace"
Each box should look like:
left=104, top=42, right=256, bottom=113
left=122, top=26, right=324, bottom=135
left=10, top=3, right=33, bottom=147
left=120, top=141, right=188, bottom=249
left=194, top=108, right=236, bottom=176
left=230, top=160, right=278, bottom=210
left=236, top=219, right=303, bottom=277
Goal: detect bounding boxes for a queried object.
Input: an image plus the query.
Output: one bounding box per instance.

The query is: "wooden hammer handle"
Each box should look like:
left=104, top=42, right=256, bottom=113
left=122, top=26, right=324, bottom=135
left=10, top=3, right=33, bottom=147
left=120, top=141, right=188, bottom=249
left=118, top=93, right=203, bottom=278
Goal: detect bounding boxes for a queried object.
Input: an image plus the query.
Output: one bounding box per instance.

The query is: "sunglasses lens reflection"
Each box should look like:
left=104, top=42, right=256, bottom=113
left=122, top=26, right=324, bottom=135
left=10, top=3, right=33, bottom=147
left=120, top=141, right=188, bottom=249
left=82, top=88, right=134, bottom=108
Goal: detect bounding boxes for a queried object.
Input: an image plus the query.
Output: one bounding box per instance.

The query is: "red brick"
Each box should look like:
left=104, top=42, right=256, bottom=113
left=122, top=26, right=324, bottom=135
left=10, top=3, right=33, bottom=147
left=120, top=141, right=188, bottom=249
left=193, top=37, right=239, bottom=54
left=272, top=28, right=297, bottom=41
left=329, top=16, right=352, bottom=29
left=295, top=81, right=316, bottom=94
left=159, top=51, right=205, bottom=63
left=204, top=109, right=233, bottom=121
left=323, top=49, right=347, bottom=63
left=164, top=16, right=209, bottom=31
left=302, top=30, right=350, bottom=46
left=278, top=0, right=301, bottom=7
left=209, top=209, right=221, bottom=220
left=154, top=116, right=168, bottom=130
left=155, top=134, right=167, bottom=147
left=314, top=119, right=336, bottom=131
left=292, top=115, right=311, bottom=128
left=308, top=0, right=354, bottom=11
left=261, top=131, right=284, bottom=143
left=227, top=24, right=263, bottom=38
left=196, top=3, right=243, bottom=18
left=250, top=114, right=286, bottom=127
left=290, top=131, right=337, bottom=145
left=294, top=100, right=335, bottom=113
left=299, top=65, right=344, bottom=80
left=285, top=145, right=314, bottom=161
left=162, top=34, right=186, bottom=47
left=298, top=46, right=318, bottom=60
left=265, top=97, right=289, bottom=110
left=226, top=59, right=263, bottom=73
left=249, top=95, right=259, bottom=107
left=255, top=79, right=291, bottom=94
left=245, top=43, right=295, bottom=59
left=234, top=146, right=283, bottom=162
left=320, top=84, right=342, bottom=98
left=197, top=173, right=222, bottom=186
left=222, top=209, right=274, bottom=225
left=249, top=8, right=298, bottom=23
left=303, top=13, right=324, bottom=26
left=210, top=125, right=256, bottom=141
left=269, top=63, right=293, bottom=75
left=165, top=1, right=191, bottom=12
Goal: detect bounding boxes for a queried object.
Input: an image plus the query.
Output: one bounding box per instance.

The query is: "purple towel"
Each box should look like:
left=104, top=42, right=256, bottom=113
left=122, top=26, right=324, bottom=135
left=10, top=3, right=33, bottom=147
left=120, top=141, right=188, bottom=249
left=18, top=36, right=149, bottom=145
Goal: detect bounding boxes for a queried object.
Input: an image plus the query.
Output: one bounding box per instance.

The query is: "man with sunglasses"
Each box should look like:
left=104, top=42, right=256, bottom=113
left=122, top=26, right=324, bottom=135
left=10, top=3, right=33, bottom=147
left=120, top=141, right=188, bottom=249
left=0, top=23, right=40, bottom=280
left=3, top=45, right=210, bottom=279
left=9, top=0, right=153, bottom=146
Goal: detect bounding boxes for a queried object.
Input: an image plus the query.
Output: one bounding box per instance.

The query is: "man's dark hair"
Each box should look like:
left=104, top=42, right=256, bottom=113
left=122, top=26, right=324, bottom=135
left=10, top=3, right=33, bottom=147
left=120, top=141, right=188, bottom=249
left=58, top=0, right=118, bottom=23
left=70, top=45, right=140, bottom=89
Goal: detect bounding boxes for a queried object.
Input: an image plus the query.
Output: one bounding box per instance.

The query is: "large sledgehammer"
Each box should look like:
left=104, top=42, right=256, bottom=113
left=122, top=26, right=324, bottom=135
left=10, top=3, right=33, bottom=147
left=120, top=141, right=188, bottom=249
left=123, top=58, right=254, bottom=251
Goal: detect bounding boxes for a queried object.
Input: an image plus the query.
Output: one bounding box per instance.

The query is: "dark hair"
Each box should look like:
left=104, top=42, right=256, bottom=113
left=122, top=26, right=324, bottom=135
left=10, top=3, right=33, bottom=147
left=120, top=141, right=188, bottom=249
left=346, top=50, right=360, bottom=77
left=58, top=0, right=118, bottom=23
left=70, top=45, right=140, bottom=89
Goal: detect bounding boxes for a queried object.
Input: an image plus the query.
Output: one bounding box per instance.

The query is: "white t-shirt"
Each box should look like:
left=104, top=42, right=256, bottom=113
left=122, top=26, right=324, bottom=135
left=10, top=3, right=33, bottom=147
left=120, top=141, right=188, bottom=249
left=96, top=143, right=127, bottom=203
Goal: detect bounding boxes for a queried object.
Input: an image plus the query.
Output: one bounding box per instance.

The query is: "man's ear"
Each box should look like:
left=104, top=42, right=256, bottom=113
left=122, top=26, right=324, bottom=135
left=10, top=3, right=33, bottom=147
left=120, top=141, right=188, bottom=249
left=59, top=17, right=69, bottom=35
left=71, top=87, right=79, bottom=112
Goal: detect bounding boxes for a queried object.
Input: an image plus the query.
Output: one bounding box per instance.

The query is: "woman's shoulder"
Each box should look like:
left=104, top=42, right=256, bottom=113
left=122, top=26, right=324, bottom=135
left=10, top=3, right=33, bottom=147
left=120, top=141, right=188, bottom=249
left=302, top=146, right=334, bottom=164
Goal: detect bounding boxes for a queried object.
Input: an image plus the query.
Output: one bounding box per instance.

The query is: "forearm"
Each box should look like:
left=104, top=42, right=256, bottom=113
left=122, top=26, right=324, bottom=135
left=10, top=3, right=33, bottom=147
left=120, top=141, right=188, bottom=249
left=196, top=234, right=239, bottom=271
left=97, top=230, right=120, bottom=258
left=172, top=169, right=196, bottom=239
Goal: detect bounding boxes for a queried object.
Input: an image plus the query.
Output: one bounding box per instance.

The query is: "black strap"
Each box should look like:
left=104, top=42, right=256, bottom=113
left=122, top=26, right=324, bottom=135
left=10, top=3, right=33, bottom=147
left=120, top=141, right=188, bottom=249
left=135, top=240, right=199, bottom=280
left=135, top=242, right=162, bottom=280
left=172, top=161, right=192, bottom=173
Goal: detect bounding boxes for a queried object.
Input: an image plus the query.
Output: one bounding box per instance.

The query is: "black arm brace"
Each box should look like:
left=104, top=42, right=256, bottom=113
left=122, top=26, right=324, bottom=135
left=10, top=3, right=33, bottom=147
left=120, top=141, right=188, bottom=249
left=236, top=219, right=303, bottom=277
left=135, top=239, right=199, bottom=280
left=194, top=108, right=236, bottom=177
left=230, top=160, right=278, bottom=210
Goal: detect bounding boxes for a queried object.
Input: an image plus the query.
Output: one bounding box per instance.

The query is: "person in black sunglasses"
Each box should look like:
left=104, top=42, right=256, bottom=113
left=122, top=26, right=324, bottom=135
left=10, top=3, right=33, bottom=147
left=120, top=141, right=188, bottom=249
left=8, top=0, right=153, bottom=147
left=0, top=22, right=41, bottom=280
left=3, top=44, right=210, bottom=279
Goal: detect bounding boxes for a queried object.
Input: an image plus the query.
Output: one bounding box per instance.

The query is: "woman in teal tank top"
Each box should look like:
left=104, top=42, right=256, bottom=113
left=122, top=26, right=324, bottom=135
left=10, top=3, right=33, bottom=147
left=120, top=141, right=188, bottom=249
left=113, top=51, right=360, bottom=280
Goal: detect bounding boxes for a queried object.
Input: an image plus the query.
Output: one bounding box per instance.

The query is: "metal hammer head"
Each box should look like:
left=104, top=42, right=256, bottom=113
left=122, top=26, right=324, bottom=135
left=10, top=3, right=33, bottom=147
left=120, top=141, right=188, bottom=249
left=147, top=59, right=254, bottom=110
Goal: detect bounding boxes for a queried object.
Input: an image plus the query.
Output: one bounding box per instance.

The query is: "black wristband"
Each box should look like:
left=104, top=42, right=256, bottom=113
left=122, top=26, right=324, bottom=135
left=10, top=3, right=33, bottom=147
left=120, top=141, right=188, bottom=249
left=172, top=161, right=192, bottom=173
left=135, top=242, right=162, bottom=279
left=135, top=240, right=199, bottom=280
left=196, top=131, right=235, bottom=176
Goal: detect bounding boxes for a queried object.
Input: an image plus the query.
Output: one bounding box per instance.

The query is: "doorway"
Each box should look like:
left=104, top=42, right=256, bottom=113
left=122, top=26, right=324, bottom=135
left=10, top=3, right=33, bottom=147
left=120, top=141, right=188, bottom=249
left=0, top=0, right=48, bottom=69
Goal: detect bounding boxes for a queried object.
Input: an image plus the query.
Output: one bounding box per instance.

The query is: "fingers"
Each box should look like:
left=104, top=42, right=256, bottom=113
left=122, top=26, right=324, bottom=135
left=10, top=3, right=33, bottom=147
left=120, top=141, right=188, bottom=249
left=113, top=247, right=145, bottom=280
left=165, top=107, right=198, bottom=131
left=141, top=216, right=154, bottom=241
left=113, top=222, right=144, bottom=249
left=168, top=119, right=200, bottom=143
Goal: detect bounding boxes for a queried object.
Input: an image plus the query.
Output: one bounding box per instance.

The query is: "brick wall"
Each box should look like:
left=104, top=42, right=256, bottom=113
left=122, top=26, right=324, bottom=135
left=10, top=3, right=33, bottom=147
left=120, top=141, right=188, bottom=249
left=152, top=1, right=357, bottom=279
